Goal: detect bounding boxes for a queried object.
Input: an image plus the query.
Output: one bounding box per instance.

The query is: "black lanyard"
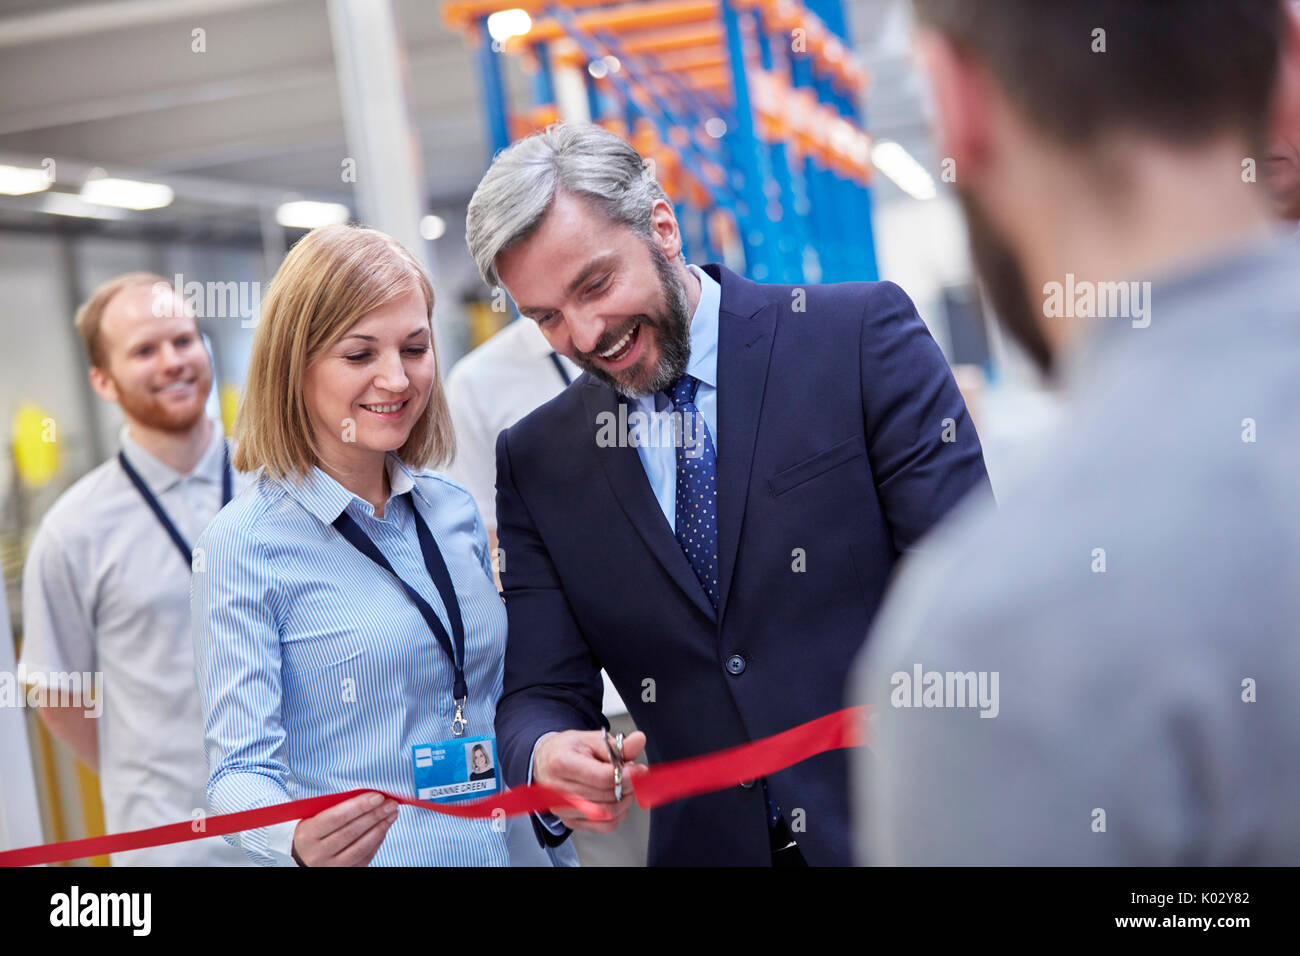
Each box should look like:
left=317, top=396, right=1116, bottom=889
left=549, top=352, right=573, bottom=386
left=332, top=492, right=469, bottom=733
left=119, top=441, right=232, bottom=565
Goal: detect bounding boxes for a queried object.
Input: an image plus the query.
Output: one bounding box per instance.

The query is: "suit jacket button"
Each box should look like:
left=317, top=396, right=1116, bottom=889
left=725, top=655, right=746, bottom=675
left=739, top=779, right=756, bottom=790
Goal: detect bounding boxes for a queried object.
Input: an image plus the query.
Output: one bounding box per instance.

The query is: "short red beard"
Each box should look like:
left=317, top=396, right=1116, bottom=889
left=111, top=371, right=212, bottom=434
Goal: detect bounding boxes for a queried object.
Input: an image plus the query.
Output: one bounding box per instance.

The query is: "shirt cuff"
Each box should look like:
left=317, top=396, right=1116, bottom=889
left=264, top=819, right=301, bottom=866
left=212, top=774, right=300, bottom=867
left=528, top=732, right=567, bottom=835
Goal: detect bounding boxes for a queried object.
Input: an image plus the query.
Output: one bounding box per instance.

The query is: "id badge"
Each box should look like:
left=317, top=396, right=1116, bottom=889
left=412, top=734, right=501, bottom=803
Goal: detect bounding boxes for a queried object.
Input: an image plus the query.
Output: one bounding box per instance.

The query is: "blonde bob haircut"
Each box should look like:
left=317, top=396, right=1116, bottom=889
left=233, top=223, right=454, bottom=480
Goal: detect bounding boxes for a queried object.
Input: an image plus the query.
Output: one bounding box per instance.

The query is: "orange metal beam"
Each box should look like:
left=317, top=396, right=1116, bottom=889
left=505, top=0, right=720, bottom=48
left=445, top=0, right=866, bottom=93
left=555, top=43, right=725, bottom=72
left=596, top=63, right=731, bottom=96
left=615, top=23, right=723, bottom=55
left=548, top=23, right=726, bottom=64
left=443, top=0, right=618, bottom=32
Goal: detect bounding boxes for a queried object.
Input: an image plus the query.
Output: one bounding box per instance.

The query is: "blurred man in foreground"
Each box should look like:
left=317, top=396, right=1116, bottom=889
left=851, top=0, right=1300, bottom=864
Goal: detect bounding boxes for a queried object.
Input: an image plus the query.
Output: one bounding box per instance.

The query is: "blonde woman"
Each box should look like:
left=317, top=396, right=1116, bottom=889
left=192, top=224, right=509, bottom=866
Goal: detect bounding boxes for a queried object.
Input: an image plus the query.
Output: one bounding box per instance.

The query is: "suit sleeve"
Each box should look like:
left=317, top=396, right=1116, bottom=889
left=493, top=427, right=608, bottom=848
left=859, top=281, right=993, bottom=553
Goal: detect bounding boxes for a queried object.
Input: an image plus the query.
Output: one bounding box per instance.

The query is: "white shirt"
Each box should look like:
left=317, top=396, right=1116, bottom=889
left=19, top=419, right=253, bottom=865
left=445, top=318, right=630, bottom=718
left=445, top=318, right=579, bottom=530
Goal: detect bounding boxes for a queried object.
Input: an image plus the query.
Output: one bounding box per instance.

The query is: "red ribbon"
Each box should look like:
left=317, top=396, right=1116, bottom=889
left=0, top=705, right=867, bottom=867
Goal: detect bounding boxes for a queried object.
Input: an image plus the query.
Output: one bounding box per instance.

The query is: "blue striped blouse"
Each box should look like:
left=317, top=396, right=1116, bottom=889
left=191, top=452, right=509, bottom=866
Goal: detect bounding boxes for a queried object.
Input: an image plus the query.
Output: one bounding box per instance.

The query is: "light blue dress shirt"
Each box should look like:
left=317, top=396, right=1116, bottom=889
left=532, top=262, right=721, bottom=835
left=192, top=452, right=510, bottom=866
left=632, top=263, right=720, bottom=530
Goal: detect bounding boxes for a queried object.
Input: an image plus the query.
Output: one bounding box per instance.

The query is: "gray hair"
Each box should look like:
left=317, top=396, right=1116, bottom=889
left=465, top=123, right=677, bottom=289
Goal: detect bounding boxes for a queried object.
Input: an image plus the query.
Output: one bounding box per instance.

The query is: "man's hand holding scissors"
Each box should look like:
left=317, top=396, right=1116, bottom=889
left=532, top=728, right=647, bottom=832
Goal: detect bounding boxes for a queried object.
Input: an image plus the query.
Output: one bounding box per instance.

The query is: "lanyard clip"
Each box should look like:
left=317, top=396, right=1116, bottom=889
left=452, top=696, right=468, bottom=737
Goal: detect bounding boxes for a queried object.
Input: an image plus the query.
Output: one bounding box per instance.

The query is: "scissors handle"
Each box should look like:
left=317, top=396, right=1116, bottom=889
left=605, top=730, right=625, bottom=800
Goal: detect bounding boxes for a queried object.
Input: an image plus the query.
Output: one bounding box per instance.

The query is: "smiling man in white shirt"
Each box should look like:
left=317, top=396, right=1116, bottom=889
left=20, top=272, right=251, bottom=865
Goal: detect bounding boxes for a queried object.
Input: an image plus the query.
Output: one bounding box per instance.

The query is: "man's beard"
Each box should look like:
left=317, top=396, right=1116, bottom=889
left=112, top=370, right=212, bottom=434
left=957, top=188, right=1055, bottom=376
left=573, top=240, right=692, bottom=399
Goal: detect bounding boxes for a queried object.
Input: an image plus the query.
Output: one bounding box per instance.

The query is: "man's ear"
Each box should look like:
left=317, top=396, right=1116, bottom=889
left=88, top=365, right=118, bottom=404
left=914, top=29, right=993, bottom=183
left=648, top=199, right=682, bottom=259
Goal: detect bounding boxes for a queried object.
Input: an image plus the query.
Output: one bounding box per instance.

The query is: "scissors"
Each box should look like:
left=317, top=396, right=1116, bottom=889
left=603, top=729, right=626, bottom=801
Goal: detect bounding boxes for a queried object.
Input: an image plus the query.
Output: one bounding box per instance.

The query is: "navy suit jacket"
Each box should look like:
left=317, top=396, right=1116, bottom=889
left=493, top=263, right=992, bottom=866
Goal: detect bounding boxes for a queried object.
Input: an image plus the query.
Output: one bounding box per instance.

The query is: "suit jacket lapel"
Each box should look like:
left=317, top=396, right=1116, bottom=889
left=581, top=379, right=717, bottom=621
left=712, top=265, right=777, bottom=621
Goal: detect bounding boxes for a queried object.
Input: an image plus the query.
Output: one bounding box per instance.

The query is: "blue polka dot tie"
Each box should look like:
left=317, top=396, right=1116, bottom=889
left=667, top=374, right=719, bottom=610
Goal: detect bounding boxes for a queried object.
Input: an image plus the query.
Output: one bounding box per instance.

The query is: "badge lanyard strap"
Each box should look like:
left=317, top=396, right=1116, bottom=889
left=332, top=492, right=470, bottom=735
left=548, top=352, right=573, bottom=386
left=119, top=441, right=233, bottom=565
